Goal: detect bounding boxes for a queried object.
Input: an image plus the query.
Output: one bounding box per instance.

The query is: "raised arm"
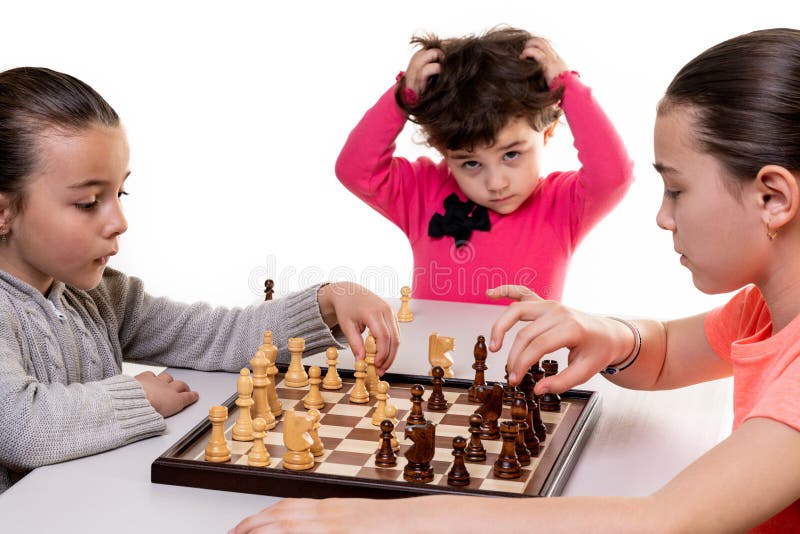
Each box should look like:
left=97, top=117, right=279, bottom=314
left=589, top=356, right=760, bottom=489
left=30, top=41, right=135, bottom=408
left=521, top=37, right=634, bottom=240
left=334, top=48, right=444, bottom=233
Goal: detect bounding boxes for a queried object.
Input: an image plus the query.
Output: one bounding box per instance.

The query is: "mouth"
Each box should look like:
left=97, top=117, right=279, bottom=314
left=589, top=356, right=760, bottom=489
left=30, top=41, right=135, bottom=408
left=489, top=195, right=514, bottom=203
left=95, top=250, right=118, bottom=266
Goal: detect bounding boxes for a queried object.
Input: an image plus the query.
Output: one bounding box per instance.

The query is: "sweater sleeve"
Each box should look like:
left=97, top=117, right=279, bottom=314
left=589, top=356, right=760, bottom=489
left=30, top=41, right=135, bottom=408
left=554, top=72, right=635, bottom=245
left=92, top=269, right=342, bottom=370
left=0, top=335, right=165, bottom=472
left=335, top=84, right=440, bottom=236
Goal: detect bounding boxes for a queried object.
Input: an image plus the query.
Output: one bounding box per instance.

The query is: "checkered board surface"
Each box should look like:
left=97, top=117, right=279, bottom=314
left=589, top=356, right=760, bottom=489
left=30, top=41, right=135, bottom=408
left=152, top=370, right=599, bottom=499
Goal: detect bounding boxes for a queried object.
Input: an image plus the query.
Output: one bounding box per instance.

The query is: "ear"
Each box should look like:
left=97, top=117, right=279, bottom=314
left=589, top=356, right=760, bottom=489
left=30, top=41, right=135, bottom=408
left=543, top=122, right=558, bottom=145
left=0, top=193, right=14, bottom=228
left=754, top=165, right=799, bottom=231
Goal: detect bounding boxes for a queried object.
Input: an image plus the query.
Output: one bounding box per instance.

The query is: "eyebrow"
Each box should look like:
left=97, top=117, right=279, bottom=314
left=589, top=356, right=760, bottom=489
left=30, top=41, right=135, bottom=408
left=68, top=171, right=131, bottom=189
left=449, top=140, right=525, bottom=160
left=652, top=162, right=677, bottom=175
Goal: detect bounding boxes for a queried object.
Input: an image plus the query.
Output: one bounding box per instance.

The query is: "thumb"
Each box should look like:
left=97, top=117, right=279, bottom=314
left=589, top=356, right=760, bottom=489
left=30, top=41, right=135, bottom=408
left=487, top=285, right=542, bottom=302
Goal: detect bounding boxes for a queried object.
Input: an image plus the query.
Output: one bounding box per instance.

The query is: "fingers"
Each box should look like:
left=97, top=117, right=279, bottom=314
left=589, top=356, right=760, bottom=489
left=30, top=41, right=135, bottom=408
left=178, top=390, right=200, bottom=408
left=404, top=47, right=443, bottom=95
left=374, top=310, right=400, bottom=374
left=488, top=300, right=549, bottom=352
left=534, top=355, right=596, bottom=395
left=157, top=371, right=174, bottom=383
left=486, top=285, right=541, bottom=302
left=504, top=317, right=564, bottom=384
left=339, top=320, right=366, bottom=361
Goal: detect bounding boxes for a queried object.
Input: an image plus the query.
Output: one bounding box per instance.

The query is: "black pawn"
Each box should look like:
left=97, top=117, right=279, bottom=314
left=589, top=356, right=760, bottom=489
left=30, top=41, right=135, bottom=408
left=427, top=366, right=448, bottom=411
left=493, top=421, right=522, bottom=479
left=375, top=419, right=397, bottom=467
left=511, top=392, right=531, bottom=466
left=406, top=384, right=427, bottom=426
left=519, top=373, right=542, bottom=454
left=539, top=360, right=562, bottom=412
left=465, top=413, right=487, bottom=463
left=447, top=436, right=470, bottom=486
left=467, top=336, right=488, bottom=403
left=502, top=366, right=515, bottom=405
left=263, top=279, right=274, bottom=301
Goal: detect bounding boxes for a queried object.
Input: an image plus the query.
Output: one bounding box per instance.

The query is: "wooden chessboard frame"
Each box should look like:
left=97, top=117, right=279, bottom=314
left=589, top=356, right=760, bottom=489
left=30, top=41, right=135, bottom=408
left=151, top=365, right=600, bottom=499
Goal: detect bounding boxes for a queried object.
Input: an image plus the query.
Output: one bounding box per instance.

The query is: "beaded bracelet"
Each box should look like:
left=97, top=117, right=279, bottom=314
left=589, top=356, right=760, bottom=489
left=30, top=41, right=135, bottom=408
left=601, top=317, right=642, bottom=375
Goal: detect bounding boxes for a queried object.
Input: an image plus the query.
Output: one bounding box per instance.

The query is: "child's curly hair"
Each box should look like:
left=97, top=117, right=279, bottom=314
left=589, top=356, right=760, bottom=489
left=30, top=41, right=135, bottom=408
left=396, top=27, right=564, bottom=152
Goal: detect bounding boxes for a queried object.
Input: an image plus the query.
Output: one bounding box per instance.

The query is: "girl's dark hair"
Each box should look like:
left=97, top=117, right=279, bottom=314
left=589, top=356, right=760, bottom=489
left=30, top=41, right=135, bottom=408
left=659, top=28, right=800, bottom=181
left=0, top=67, right=119, bottom=209
left=397, top=27, right=564, bottom=151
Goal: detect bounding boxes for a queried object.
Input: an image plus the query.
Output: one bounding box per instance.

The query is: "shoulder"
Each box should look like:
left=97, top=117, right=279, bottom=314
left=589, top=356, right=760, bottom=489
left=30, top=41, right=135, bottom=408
left=705, top=285, right=771, bottom=358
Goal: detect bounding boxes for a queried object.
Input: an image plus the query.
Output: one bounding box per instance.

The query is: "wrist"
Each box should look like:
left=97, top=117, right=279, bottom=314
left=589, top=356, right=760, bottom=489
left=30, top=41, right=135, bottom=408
left=316, top=282, right=336, bottom=329
left=601, top=317, right=642, bottom=375
left=549, top=69, right=579, bottom=90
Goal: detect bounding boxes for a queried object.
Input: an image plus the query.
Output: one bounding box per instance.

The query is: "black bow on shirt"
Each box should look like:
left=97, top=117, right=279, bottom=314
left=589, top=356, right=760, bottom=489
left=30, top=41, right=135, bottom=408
left=428, top=193, right=491, bottom=247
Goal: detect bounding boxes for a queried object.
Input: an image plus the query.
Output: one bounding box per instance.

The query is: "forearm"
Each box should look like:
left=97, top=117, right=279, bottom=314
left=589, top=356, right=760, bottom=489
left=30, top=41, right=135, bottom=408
left=560, top=73, right=634, bottom=199
left=411, top=494, right=664, bottom=533
left=0, top=371, right=164, bottom=470
left=602, top=319, right=668, bottom=390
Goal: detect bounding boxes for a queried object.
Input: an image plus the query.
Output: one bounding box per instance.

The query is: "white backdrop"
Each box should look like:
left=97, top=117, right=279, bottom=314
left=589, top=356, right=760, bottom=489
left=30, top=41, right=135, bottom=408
left=2, top=1, right=797, bottom=319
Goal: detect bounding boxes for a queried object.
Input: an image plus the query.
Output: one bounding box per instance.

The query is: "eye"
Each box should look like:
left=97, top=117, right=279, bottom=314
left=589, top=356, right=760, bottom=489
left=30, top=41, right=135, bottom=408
left=503, top=151, right=520, bottom=161
left=663, top=189, right=681, bottom=200
left=118, top=190, right=129, bottom=200
left=462, top=160, right=481, bottom=170
left=75, top=199, right=99, bottom=210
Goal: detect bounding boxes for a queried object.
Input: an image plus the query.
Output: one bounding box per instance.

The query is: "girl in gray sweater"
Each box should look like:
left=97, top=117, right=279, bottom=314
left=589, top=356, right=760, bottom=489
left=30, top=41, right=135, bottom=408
left=0, top=67, right=399, bottom=494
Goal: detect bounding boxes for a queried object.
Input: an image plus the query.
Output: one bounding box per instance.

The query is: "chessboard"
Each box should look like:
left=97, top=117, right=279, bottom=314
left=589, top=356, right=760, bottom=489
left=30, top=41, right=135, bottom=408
left=152, top=364, right=600, bottom=499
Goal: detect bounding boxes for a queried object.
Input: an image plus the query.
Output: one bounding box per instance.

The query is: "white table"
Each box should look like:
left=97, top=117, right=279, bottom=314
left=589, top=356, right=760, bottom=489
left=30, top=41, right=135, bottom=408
left=0, top=298, right=732, bottom=533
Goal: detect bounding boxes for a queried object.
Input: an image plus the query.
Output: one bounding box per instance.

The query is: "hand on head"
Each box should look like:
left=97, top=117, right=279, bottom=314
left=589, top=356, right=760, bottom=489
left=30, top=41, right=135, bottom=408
left=317, top=282, right=400, bottom=375
left=487, top=285, right=630, bottom=394
left=401, top=47, right=444, bottom=102
left=135, top=370, right=198, bottom=417
left=519, top=36, right=569, bottom=86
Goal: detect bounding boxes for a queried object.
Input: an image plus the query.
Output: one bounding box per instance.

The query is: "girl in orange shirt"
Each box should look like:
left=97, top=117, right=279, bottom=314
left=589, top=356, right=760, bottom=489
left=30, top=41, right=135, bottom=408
left=233, top=28, right=800, bottom=533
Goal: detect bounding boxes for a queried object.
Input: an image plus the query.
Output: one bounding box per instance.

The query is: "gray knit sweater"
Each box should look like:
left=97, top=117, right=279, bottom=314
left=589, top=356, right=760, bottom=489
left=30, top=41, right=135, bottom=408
left=0, top=267, right=341, bottom=494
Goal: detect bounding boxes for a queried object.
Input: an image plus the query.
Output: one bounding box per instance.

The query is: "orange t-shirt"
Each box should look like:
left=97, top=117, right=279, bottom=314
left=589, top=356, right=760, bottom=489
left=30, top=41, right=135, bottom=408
left=705, top=285, right=800, bottom=532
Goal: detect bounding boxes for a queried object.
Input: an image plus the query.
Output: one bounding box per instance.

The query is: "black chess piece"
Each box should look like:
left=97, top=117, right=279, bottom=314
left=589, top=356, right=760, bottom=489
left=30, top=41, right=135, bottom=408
left=406, top=384, right=427, bottom=426
left=475, top=384, right=502, bottom=439
left=502, top=366, right=516, bottom=405
left=539, top=360, right=562, bottom=412
left=519, top=372, right=542, bottom=454
left=511, top=392, right=532, bottom=466
left=403, top=420, right=435, bottom=482
left=447, top=436, right=470, bottom=486
left=465, top=413, right=487, bottom=463
left=375, top=419, right=397, bottom=467
left=467, top=336, right=488, bottom=403
left=493, top=421, right=522, bottom=479
left=427, top=366, right=448, bottom=411
left=263, top=279, right=274, bottom=301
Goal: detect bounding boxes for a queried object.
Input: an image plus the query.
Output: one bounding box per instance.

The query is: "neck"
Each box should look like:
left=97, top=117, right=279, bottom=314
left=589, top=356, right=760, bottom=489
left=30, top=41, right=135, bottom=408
left=757, top=247, right=800, bottom=332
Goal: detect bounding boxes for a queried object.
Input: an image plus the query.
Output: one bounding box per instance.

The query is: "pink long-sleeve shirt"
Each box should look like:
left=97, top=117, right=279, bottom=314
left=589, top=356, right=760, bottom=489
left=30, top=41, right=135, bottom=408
left=336, top=72, right=633, bottom=304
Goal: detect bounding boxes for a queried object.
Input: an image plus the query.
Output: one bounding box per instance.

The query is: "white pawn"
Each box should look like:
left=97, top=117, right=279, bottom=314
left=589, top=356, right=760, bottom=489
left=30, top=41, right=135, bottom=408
left=304, top=366, right=325, bottom=410
left=349, top=359, right=369, bottom=404
left=248, top=417, right=271, bottom=467
left=322, top=347, right=343, bottom=390
left=264, top=341, right=283, bottom=418
left=232, top=368, right=255, bottom=441
left=397, top=285, right=413, bottom=322
left=371, top=380, right=391, bottom=426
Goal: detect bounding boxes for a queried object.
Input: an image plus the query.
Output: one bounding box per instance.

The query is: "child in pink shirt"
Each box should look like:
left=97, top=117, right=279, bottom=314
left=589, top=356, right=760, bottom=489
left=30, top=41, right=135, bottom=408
left=336, top=27, right=633, bottom=304
left=234, top=28, right=800, bottom=533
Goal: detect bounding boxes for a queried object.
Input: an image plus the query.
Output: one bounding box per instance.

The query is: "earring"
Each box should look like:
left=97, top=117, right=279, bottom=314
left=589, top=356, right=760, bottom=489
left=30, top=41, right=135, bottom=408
left=767, top=224, right=778, bottom=241
left=0, top=226, right=7, bottom=242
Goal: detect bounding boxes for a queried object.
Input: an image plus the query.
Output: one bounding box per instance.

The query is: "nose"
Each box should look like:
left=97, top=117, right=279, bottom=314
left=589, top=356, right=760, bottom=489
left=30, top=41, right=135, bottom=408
left=656, top=197, right=674, bottom=232
left=486, top=169, right=510, bottom=194
left=104, top=199, right=128, bottom=238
